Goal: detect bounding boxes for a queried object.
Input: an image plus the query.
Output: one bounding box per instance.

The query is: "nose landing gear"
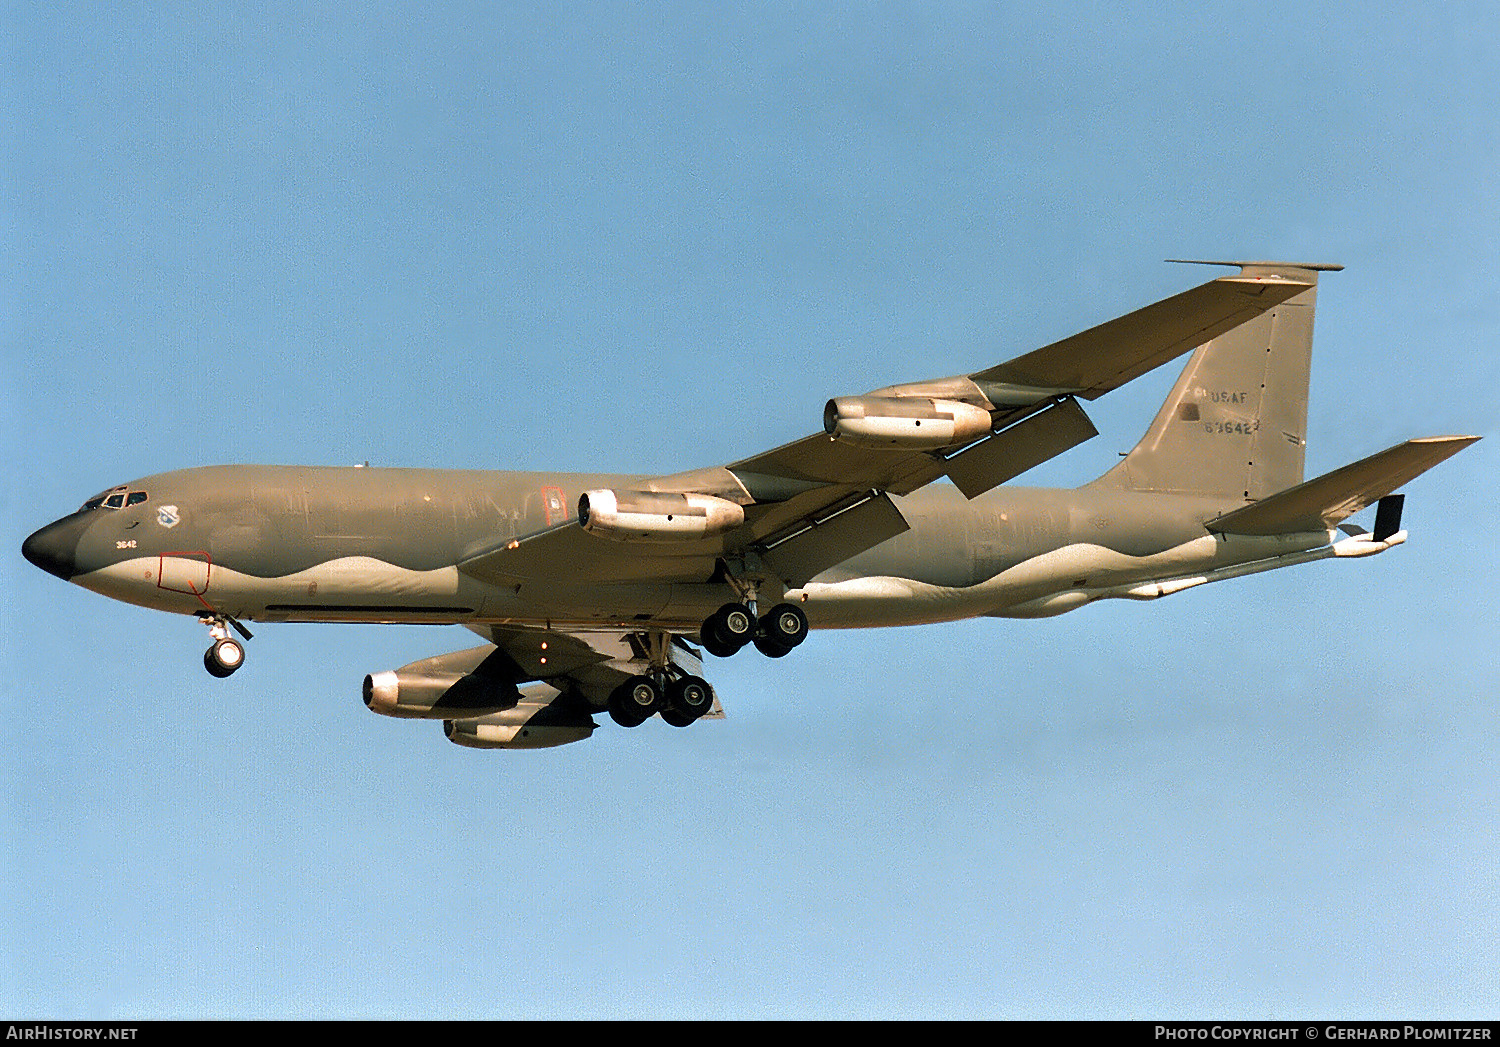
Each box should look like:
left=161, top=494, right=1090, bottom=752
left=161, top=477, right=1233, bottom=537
left=205, top=636, right=245, bottom=678
left=198, top=612, right=253, bottom=678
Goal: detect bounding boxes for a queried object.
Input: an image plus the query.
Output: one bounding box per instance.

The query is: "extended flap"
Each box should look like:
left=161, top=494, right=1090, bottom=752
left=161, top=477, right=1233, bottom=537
left=761, top=492, right=910, bottom=586
left=944, top=397, right=1098, bottom=499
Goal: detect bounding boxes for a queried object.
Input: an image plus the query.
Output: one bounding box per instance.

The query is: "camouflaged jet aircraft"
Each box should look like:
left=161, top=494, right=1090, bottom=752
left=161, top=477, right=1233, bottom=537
left=23, top=261, right=1477, bottom=750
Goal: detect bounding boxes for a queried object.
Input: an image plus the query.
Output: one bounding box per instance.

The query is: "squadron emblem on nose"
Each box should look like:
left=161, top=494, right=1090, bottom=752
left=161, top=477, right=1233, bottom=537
left=157, top=505, right=180, bottom=529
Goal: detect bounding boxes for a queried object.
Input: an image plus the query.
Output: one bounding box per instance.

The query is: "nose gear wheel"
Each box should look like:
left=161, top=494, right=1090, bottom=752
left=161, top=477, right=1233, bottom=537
left=197, top=612, right=252, bottom=678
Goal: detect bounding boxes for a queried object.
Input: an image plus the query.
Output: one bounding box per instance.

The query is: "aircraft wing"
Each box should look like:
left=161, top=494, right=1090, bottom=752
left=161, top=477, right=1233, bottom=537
left=460, top=264, right=1317, bottom=589
left=970, top=260, right=1329, bottom=399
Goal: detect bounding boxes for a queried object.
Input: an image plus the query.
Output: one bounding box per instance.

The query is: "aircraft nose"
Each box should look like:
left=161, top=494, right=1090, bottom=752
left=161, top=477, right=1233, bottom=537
left=22, top=514, right=90, bottom=581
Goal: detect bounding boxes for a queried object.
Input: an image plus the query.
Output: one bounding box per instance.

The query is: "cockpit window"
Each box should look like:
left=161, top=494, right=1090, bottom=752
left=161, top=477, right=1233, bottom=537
left=80, top=485, right=148, bottom=511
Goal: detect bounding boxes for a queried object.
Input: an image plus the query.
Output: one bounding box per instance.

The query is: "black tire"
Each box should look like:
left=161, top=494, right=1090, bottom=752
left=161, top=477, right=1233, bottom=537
left=608, top=694, right=647, bottom=728
left=703, top=602, right=755, bottom=655
left=204, top=638, right=244, bottom=678
left=204, top=649, right=232, bottom=678
left=607, top=698, right=649, bottom=728
left=667, top=674, right=714, bottom=719
left=607, top=676, right=658, bottom=728
left=660, top=707, right=697, bottom=728
left=700, top=628, right=739, bottom=659
left=760, top=603, right=808, bottom=649
left=753, top=634, right=793, bottom=658
left=720, top=603, right=755, bottom=640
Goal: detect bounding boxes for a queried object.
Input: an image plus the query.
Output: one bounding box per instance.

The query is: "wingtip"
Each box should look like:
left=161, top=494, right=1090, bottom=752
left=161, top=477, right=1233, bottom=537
left=1410, top=434, right=1482, bottom=445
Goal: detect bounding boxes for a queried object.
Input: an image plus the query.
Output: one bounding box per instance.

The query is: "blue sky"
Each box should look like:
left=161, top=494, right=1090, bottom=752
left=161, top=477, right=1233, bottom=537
left=5, top=2, right=1497, bottom=1018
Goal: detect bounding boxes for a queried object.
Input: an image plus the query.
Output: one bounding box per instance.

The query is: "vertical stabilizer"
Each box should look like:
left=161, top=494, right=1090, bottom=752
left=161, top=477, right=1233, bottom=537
left=1091, top=262, right=1336, bottom=501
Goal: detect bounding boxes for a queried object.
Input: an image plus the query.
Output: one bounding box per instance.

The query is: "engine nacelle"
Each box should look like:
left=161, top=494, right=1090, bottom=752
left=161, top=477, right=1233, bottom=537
left=444, top=683, right=597, bottom=750
left=364, top=667, right=520, bottom=720
left=823, top=395, right=993, bottom=448
left=578, top=489, right=745, bottom=542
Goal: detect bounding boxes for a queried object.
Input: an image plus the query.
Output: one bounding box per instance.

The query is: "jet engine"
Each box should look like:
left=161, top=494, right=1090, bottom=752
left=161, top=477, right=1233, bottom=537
left=578, top=489, right=744, bottom=541
left=444, top=683, right=597, bottom=749
left=823, top=395, right=992, bottom=448
left=363, top=644, right=522, bottom=719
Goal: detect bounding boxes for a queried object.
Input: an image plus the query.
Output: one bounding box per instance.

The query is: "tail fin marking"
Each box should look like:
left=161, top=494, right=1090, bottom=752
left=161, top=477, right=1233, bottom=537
left=1092, top=273, right=1322, bottom=501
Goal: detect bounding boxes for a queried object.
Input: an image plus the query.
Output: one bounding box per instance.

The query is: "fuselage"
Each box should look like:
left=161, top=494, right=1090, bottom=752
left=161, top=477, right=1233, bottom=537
left=24, top=464, right=1332, bottom=633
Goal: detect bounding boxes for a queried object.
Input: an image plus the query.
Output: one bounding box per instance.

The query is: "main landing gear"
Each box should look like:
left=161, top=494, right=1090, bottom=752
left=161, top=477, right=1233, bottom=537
left=606, top=612, right=756, bottom=726
left=608, top=600, right=808, bottom=728
left=198, top=612, right=253, bottom=678
left=607, top=672, right=714, bottom=729
left=606, top=557, right=812, bottom=729
left=700, top=601, right=808, bottom=659
left=606, top=601, right=809, bottom=728
left=607, top=627, right=722, bottom=729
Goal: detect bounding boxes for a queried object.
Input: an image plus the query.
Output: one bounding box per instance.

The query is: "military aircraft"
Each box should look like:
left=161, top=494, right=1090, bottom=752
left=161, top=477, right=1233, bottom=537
left=23, top=261, right=1477, bottom=750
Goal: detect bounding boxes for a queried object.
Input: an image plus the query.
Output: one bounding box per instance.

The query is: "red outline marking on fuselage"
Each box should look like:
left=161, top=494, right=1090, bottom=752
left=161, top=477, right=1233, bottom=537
left=158, top=551, right=212, bottom=600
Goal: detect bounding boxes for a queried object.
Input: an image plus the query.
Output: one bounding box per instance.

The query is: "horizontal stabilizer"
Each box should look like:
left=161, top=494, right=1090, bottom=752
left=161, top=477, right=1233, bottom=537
left=1166, top=259, right=1344, bottom=273
left=1206, top=435, right=1479, bottom=536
